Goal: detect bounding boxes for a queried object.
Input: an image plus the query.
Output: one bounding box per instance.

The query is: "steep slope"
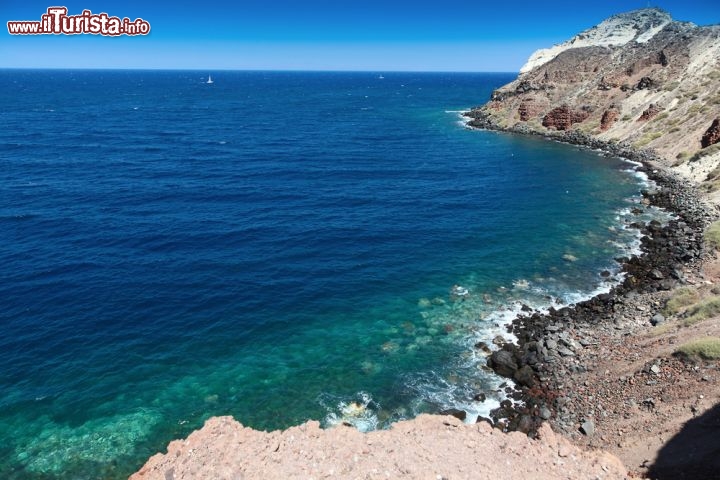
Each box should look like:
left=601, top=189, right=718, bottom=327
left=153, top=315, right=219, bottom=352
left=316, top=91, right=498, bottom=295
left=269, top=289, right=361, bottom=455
left=467, top=8, right=720, bottom=201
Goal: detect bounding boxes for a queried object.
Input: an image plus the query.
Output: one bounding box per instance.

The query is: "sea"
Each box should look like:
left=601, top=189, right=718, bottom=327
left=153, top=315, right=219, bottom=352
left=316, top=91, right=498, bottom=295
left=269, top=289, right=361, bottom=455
left=0, top=70, right=667, bottom=479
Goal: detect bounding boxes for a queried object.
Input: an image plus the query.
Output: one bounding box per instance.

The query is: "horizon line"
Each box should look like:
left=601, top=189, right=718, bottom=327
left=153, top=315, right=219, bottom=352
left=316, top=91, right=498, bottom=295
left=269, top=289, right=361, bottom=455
left=0, top=66, right=519, bottom=74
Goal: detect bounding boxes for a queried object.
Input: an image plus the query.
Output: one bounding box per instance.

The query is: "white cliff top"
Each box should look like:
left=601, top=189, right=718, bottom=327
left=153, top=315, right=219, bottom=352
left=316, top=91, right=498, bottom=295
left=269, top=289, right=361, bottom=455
left=520, top=8, right=673, bottom=73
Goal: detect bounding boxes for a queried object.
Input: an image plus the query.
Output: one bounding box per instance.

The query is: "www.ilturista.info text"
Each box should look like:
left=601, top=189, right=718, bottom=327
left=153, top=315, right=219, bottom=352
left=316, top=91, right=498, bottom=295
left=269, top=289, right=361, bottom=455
left=7, top=7, right=150, bottom=36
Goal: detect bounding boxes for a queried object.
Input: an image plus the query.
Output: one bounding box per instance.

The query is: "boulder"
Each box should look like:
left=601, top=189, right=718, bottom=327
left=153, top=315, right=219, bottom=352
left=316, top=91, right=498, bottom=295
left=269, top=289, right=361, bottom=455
left=539, top=406, right=552, bottom=420
left=580, top=419, right=595, bottom=436
left=440, top=408, right=467, bottom=421
left=649, top=269, right=664, bottom=280
left=488, top=350, right=518, bottom=377
left=636, top=76, right=655, bottom=90
left=514, top=365, right=536, bottom=388
left=651, top=313, right=666, bottom=326
left=474, top=341, right=492, bottom=355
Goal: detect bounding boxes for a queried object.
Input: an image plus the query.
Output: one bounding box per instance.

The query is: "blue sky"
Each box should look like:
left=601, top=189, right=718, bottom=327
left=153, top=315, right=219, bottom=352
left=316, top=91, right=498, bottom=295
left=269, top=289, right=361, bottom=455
left=2, top=1, right=719, bottom=71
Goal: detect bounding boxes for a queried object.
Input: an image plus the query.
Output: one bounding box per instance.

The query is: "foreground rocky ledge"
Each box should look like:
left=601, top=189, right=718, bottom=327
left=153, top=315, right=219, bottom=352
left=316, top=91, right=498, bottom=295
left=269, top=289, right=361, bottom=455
left=130, top=414, right=626, bottom=480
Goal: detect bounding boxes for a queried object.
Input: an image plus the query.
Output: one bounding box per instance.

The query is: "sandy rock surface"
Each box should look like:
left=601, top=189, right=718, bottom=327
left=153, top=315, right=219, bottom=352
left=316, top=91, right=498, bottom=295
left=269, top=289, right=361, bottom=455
left=131, top=414, right=627, bottom=480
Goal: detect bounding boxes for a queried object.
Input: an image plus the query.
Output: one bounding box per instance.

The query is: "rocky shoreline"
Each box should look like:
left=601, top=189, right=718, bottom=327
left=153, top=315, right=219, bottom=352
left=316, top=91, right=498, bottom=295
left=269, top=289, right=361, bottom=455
left=132, top=120, right=719, bottom=480
left=132, top=9, right=720, bottom=477
left=464, top=109, right=718, bottom=455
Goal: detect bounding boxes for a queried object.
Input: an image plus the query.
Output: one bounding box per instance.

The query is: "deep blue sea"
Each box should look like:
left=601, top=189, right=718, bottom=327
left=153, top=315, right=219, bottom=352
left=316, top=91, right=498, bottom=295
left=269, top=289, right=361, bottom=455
left=0, top=70, right=664, bottom=478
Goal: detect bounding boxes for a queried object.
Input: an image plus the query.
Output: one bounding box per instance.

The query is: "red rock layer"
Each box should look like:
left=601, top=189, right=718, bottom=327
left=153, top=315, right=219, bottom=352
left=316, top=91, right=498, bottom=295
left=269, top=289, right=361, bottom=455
left=542, top=105, right=590, bottom=131
left=600, top=107, right=620, bottom=131
left=638, top=103, right=663, bottom=121
left=701, top=118, right=720, bottom=148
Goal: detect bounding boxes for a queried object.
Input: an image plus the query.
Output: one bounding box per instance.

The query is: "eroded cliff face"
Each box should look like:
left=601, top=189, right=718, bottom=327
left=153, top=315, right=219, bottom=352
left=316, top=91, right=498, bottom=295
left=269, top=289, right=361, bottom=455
left=468, top=8, right=720, bottom=200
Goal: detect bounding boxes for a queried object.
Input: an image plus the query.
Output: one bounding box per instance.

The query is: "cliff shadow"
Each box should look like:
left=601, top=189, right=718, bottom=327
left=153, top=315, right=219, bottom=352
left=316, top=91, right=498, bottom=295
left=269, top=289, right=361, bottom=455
left=647, top=402, right=720, bottom=479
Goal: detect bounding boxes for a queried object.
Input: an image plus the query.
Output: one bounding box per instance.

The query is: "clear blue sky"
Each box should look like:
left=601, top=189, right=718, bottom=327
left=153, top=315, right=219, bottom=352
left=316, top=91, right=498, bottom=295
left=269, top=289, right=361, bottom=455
left=1, top=1, right=719, bottom=71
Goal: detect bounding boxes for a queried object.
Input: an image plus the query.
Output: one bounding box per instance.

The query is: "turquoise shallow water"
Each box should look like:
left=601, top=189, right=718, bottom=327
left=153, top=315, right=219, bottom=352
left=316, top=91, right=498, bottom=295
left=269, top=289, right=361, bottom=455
left=0, top=70, right=662, bottom=478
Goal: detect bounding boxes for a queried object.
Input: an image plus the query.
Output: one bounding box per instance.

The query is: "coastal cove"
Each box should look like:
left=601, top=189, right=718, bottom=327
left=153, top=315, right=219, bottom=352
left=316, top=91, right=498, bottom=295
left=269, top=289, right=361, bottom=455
left=0, top=70, right=664, bottom=478
left=133, top=7, right=720, bottom=479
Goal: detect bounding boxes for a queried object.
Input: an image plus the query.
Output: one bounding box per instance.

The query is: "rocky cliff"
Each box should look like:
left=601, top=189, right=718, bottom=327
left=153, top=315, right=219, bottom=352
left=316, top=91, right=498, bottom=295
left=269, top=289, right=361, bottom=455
left=130, top=414, right=627, bottom=480
left=467, top=8, right=720, bottom=200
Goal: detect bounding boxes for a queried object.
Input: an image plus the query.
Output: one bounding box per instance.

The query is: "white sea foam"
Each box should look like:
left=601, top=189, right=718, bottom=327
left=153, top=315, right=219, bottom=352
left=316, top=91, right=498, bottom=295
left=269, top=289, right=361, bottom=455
left=319, top=143, right=673, bottom=432
left=321, top=392, right=379, bottom=432
left=400, top=369, right=513, bottom=425
left=446, top=109, right=472, bottom=128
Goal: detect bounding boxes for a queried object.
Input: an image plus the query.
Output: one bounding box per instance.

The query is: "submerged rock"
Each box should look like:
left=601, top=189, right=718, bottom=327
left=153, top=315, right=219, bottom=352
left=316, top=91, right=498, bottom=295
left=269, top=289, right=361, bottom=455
left=418, top=298, right=432, bottom=309
left=474, top=341, right=492, bottom=355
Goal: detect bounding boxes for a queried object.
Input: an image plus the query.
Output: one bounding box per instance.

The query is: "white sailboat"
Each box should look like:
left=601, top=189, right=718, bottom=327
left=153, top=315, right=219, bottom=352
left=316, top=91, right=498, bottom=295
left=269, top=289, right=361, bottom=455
left=206, top=75, right=214, bottom=84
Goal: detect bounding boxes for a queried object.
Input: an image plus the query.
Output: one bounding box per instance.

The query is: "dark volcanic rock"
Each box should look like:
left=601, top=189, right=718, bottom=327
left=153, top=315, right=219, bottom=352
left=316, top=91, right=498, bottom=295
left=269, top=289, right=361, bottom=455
left=701, top=118, right=720, bottom=148
left=514, top=365, right=536, bottom=388
left=440, top=408, right=467, bottom=421
left=488, top=350, right=518, bottom=377
left=636, top=76, right=655, bottom=90
left=474, top=341, right=492, bottom=355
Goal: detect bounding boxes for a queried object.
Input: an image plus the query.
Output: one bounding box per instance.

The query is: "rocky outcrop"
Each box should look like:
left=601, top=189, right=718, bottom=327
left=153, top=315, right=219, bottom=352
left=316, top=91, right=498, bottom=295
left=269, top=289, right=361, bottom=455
left=600, top=106, right=620, bottom=131
left=701, top=118, right=720, bottom=148
left=542, top=105, right=590, bottom=130
left=518, top=98, right=545, bottom=121
left=636, top=76, right=656, bottom=89
left=467, top=8, right=720, bottom=179
left=600, top=106, right=620, bottom=132
left=638, top=103, right=663, bottom=121
left=131, top=415, right=628, bottom=480
left=488, top=348, right=518, bottom=377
